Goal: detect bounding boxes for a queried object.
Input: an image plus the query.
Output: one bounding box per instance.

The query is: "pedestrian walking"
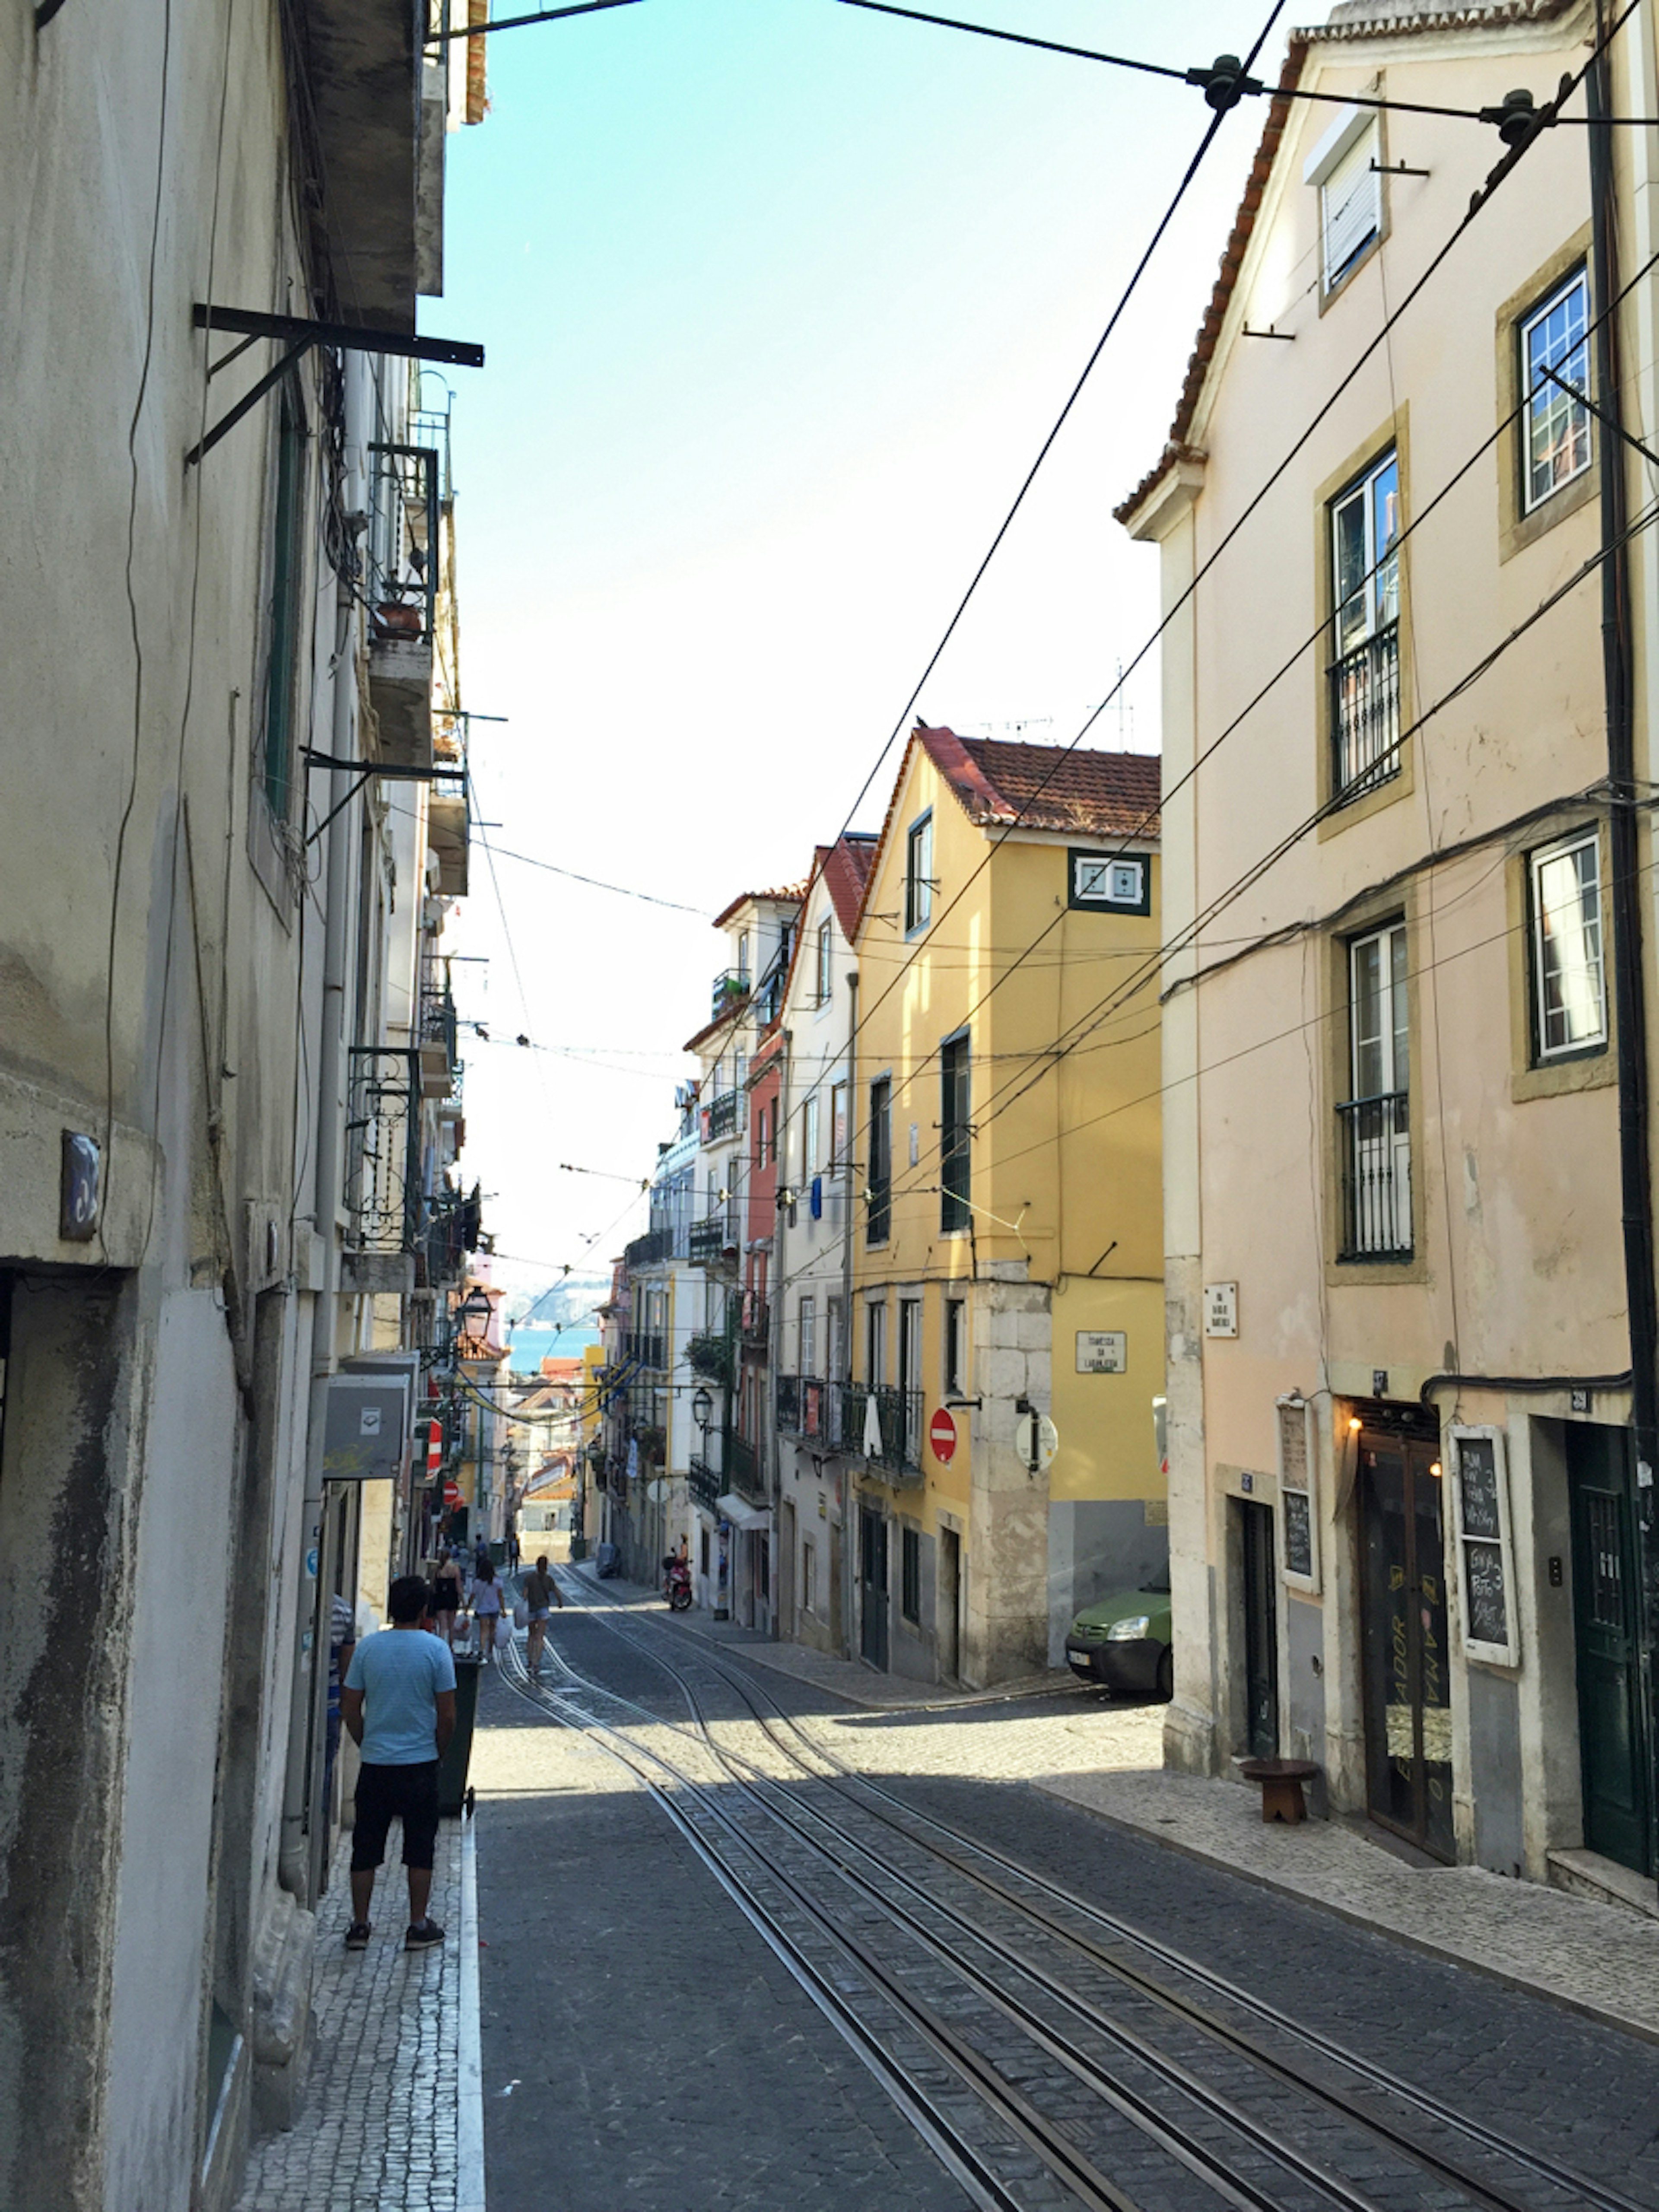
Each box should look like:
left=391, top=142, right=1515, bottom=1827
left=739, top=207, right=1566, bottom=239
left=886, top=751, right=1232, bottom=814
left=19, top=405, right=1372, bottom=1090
left=340, top=1574, right=455, bottom=1953
left=430, top=1549, right=463, bottom=1646
left=474, top=1533, right=491, bottom=1581
left=470, top=1557, right=505, bottom=1665
left=521, top=1554, right=563, bottom=1677
left=506, top=1526, right=521, bottom=1572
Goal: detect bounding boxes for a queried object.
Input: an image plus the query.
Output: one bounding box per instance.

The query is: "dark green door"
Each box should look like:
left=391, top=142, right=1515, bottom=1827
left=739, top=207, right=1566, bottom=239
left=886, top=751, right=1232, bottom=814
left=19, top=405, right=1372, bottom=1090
left=1568, top=1426, right=1652, bottom=1875
left=1360, top=1435, right=1454, bottom=1862
left=1239, top=1500, right=1278, bottom=1761
left=859, top=1506, right=888, bottom=1671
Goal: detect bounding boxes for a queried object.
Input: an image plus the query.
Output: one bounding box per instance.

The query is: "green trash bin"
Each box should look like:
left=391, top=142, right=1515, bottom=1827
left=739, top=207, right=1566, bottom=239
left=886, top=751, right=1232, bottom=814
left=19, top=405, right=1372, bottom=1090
left=438, top=1653, right=482, bottom=1817
left=489, top=1538, right=507, bottom=1570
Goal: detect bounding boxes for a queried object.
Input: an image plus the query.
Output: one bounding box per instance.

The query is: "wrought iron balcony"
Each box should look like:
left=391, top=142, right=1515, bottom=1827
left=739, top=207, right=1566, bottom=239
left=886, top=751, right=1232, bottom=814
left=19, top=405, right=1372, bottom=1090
left=1330, top=621, right=1400, bottom=803
left=625, top=1226, right=674, bottom=1270
left=686, top=1329, right=735, bottom=1386
left=688, top=1454, right=721, bottom=1513
left=689, top=1218, right=733, bottom=1267
left=776, top=1375, right=836, bottom=1444
left=741, top=1296, right=770, bottom=1348
left=345, top=1047, right=420, bottom=1255
left=711, top=969, right=750, bottom=1020
left=703, top=1091, right=740, bottom=1143
left=626, top=1332, right=667, bottom=1373
left=418, top=985, right=459, bottom=1100
left=725, top=1426, right=762, bottom=1503
left=840, top=1382, right=923, bottom=1483
left=1337, top=1091, right=1412, bottom=1260
left=365, top=443, right=442, bottom=772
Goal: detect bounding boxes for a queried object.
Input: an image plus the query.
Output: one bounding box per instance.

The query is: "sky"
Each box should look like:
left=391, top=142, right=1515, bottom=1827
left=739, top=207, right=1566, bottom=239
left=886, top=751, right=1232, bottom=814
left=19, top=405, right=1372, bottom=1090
left=424, top=0, right=1291, bottom=1294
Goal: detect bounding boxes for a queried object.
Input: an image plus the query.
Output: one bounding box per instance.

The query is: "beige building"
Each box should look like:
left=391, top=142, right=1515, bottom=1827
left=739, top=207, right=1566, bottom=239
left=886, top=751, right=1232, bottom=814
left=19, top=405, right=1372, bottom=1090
left=1120, top=0, right=1657, bottom=1895
left=0, top=2, right=483, bottom=2203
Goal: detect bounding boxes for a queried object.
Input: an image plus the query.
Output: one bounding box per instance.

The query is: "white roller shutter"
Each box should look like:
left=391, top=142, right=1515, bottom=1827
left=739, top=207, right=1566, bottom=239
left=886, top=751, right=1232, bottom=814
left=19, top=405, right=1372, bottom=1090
left=1322, top=124, right=1380, bottom=287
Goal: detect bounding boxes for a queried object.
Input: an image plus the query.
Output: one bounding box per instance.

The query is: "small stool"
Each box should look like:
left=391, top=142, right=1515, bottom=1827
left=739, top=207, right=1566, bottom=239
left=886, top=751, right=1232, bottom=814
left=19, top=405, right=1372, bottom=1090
left=1239, top=1757, right=1319, bottom=1824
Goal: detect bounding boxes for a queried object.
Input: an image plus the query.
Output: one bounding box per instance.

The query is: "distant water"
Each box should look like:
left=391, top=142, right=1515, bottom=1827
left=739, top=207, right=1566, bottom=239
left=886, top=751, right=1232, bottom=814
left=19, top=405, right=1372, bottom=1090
left=505, top=1320, right=601, bottom=1376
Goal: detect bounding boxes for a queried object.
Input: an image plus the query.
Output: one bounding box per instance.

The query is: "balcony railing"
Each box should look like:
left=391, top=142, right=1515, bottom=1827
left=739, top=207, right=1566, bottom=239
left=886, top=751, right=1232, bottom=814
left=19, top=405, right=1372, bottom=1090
left=366, top=442, right=440, bottom=647
left=703, top=1091, right=739, bottom=1143
left=689, top=1455, right=721, bottom=1513
left=345, top=1048, right=420, bottom=1253
left=1337, top=1091, right=1412, bottom=1260
left=625, top=1226, right=674, bottom=1270
left=726, top=1426, right=762, bottom=1502
left=689, top=1218, right=732, bottom=1267
left=418, top=985, right=460, bottom=1100
left=711, top=969, right=750, bottom=1020
left=741, top=1297, right=770, bottom=1348
left=1330, top=622, right=1400, bottom=802
left=840, top=1383, right=923, bottom=1483
left=777, top=1375, right=838, bottom=1444
left=626, top=1332, right=667, bottom=1373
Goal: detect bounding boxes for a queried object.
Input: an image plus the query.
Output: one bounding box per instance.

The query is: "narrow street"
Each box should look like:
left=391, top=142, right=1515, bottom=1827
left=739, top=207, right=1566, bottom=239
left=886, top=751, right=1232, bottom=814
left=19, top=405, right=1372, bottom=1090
left=471, top=1572, right=1659, bottom=2212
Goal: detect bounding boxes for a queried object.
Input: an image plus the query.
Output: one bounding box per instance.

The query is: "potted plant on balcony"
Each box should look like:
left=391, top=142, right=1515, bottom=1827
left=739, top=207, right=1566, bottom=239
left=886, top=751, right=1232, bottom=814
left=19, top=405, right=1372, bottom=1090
left=686, top=1331, right=734, bottom=1386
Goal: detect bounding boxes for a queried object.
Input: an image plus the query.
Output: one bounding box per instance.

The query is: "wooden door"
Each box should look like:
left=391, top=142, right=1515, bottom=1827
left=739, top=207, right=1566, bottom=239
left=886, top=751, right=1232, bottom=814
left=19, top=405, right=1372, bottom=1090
left=1360, top=1435, right=1453, bottom=1861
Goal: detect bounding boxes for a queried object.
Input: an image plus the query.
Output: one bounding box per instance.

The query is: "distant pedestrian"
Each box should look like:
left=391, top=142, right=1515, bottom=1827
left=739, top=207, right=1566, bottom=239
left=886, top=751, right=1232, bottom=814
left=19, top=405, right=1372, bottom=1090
left=340, top=1574, right=455, bottom=1953
left=470, top=1557, right=505, bottom=1664
left=507, top=1527, right=521, bottom=1572
left=430, top=1550, right=463, bottom=1647
left=522, top=1554, right=563, bottom=1677
left=474, top=1534, right=491, bottom=1580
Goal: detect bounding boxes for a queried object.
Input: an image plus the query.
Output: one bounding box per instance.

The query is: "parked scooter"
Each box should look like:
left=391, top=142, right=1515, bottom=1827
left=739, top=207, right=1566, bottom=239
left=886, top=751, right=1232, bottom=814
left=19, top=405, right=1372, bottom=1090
left=662, top=1554, right=693, bottom=1611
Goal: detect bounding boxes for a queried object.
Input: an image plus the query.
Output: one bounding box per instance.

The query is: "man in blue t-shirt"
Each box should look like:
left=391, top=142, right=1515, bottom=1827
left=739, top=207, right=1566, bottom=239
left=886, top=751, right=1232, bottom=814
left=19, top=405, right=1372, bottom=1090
left=341, top=1575, right=457, bottom=1952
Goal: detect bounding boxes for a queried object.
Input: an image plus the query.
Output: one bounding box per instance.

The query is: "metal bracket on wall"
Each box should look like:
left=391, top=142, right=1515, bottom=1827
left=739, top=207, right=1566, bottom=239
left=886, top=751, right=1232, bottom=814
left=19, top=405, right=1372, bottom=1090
left=187, top=306, right=485, bottom=467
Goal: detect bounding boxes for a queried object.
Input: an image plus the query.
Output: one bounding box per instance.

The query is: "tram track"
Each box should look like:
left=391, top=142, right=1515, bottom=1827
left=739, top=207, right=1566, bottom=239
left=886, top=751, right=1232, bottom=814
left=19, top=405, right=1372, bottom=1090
left=545, top=1567, right=1654, bottom=2212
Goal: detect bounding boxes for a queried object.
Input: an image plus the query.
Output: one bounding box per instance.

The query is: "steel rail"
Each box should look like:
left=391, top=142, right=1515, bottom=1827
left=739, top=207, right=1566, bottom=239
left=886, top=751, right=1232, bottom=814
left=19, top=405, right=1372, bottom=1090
left=564, top=1576, right=1652, bottom=2212
left=517, top=1618, right=1437, bottom=2212
left=493, top=1646, right=1160, bottom=2212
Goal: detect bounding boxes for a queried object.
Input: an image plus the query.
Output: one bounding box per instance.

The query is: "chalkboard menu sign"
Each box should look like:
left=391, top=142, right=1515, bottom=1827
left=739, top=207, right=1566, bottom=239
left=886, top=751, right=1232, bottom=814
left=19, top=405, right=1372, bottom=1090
left=1277, top=1397, right=1318, bottom=1589
left=1452, top=1429, right=1517, bottom=1665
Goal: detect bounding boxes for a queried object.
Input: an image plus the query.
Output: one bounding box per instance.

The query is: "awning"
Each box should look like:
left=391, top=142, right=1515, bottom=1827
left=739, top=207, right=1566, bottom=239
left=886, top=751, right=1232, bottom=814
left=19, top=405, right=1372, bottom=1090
left=716, top=1493, right=771, bottom=1532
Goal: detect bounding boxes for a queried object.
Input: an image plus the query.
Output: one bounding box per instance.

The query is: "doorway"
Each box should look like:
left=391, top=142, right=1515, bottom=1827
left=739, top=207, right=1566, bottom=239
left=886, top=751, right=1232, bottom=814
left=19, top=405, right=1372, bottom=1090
left=1238, top=1500, right=1278, bottom=1761
left=859, top=1504, right=888, bottom=1670
left=938, top=1526, right=961, bottom=1681
left=1568, top=1424, right=1652, bottom=1875
left=1359, top=1432, right=1453, bottom=1861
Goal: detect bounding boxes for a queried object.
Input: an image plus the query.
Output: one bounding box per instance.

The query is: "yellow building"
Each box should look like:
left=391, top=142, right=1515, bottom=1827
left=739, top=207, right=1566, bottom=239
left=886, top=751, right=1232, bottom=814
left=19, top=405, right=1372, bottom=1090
left=841, top=725, right=1166, bottom=1685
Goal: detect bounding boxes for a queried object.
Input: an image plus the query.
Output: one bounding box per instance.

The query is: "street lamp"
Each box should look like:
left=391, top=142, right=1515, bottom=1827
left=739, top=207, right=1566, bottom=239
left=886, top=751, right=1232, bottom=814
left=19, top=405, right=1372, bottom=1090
left=691, top=1387, right=713, bottom=1434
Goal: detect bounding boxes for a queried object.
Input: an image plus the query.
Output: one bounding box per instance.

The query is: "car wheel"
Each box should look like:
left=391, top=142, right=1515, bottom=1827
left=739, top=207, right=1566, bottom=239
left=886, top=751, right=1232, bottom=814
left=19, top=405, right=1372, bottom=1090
left=1156, top=1645, right=1174, bottom=1702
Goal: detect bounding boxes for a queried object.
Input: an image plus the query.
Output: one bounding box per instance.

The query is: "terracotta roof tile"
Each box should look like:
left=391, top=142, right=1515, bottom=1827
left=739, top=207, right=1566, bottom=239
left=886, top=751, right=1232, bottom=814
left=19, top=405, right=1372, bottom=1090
left=918, top=727, right=1161, bottom=839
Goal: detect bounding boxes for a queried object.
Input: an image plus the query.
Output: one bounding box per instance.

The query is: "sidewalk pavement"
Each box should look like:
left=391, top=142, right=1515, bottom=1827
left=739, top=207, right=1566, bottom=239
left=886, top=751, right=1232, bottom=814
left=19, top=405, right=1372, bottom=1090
left=233, top=1817, right=483, bottom=2212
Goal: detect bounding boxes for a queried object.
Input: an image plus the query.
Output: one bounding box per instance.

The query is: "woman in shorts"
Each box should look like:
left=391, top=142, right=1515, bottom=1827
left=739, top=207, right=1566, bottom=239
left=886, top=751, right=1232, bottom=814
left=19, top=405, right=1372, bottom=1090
left=470, top=1558, right=505, bottom=1663
left=430, top=1549, right=463, bottom=1646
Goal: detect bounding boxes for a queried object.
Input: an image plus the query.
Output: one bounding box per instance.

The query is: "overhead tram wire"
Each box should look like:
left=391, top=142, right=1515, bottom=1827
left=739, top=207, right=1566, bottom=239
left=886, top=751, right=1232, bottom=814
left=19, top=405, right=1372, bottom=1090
left=789, top=0, right=1641, bottom=1228
left=480, top=838, right=710, bottom=915
left=811, top=0, right=1288, bottom=855
left=771, top=486, right=1659, bottom=1300
left=838, top=0, right=1659, bottom=131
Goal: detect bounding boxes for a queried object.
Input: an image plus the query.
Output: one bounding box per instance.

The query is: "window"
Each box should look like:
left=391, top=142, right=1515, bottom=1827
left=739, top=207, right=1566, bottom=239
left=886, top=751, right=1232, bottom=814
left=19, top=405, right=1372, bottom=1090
left=898, top=1297, right=923, bottom=1468
left=864, top=1299, right=887, bottom=1386
left=755, top=1105, right=769, bottom=1168
left=944, top=1298, right=966, bottom=1397
left=905, top=813, right=934, bottom=934
left=1277, top=1395, right=1318, bottom=1593
left=1312, top=114, right=1380, bottom=294
left=1521, top=270, right=1591, bottom=514
left=831, top=1080, right=848, bottom=1169
left=1530, top=831, right=1606, bottom=1058
left=940, top=1030, right=971, bottom=1233
left=736, top=933, right=750, bottom=984
left=1338, top=923, right=1411, bottom=1259
left=1070, top=851, right=1150, bottom=912
left=801, top=1538, right=814, bottom=1615
left=816, top=918, right=833, bottom=1005
left=803, top=1094, right=820, bottom=1181
left=827, top=1297, right=845, bottom=1379
left=1329, top=449, right=1402, bottom=801
left=799, top=1297, right=817, bottom=1378
left=901, top=1525, right=921, bottom=1626
left=262, top=381, right=307, bottom=821
left=867, top=1075, right=891, bottom=1243
left=1449, top=1427, right=1519, bottom=1666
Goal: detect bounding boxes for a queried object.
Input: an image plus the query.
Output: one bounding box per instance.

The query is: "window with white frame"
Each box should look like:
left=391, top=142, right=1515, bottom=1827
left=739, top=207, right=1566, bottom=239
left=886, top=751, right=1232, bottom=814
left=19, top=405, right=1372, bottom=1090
left=1329, top=448, right=1402, bottom=799
left=944, top=1297, right=966, bottom=1397
left=1521, top=268, right=1591, bottom=514
left=905, top=813, right=934, bottom=934
left=827, top=1297, right=845, bottom=1379
left=1276, top=1395, right=1318, bottom=1592
left=864, top=1297, right=887, bottom=1386
left=803, top=1093, right=820, bottom=1182
left=799, top=1296, right=817, bottom=1378
left=1306, top=110, right=1381, bottom=294
left=1530, top=830, right=1606, bottom=1059
left=1339, top=922, right=1411, bottom=1259
left=816, top=917, right=833, bottom=1005
left=1070, top=851, right=1148, bottom=912
left=830, top=1079, right=848, bottom=1168
left=1449, top=1426, right=1519, bottom=1665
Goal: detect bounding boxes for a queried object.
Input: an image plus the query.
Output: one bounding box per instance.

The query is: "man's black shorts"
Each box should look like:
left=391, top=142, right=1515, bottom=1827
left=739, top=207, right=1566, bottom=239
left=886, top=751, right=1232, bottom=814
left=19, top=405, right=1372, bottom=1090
left=351, top=1759, right=440, bottom=1872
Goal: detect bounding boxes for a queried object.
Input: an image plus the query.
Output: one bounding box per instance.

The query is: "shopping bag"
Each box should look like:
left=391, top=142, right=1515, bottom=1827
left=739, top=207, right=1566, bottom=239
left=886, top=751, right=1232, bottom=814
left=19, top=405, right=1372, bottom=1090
left=512, top=1599, right=529, bottom=1630
left=495, top=1615, right=513, bottom=1651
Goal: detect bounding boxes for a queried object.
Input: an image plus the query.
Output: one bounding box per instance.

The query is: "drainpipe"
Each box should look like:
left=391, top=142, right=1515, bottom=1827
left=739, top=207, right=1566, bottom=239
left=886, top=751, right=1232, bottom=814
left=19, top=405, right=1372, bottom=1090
left=842, top=967, right=859, bottom=1662
left=769, top=1028, right=790, bottom=1642
left=1587, top=26, right=1659, bottom=1884
left=278, top=370, right=367, bottom=1903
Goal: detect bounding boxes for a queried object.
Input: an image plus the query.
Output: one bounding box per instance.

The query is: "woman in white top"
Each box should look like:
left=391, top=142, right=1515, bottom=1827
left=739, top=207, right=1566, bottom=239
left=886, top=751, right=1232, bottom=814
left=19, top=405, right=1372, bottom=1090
left=470, top=1559, right=505, bottom=1664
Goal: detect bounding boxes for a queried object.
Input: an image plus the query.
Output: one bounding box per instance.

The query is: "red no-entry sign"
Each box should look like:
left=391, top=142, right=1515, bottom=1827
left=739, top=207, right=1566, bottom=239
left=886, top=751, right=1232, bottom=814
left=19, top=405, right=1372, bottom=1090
left=929, top=1408, right=958, bottom=1464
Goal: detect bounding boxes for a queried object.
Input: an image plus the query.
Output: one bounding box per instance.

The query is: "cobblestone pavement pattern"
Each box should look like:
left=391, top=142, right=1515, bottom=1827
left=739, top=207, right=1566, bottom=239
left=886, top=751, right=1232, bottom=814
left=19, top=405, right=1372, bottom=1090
left=234, top=1826, right=462, bottom=2212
